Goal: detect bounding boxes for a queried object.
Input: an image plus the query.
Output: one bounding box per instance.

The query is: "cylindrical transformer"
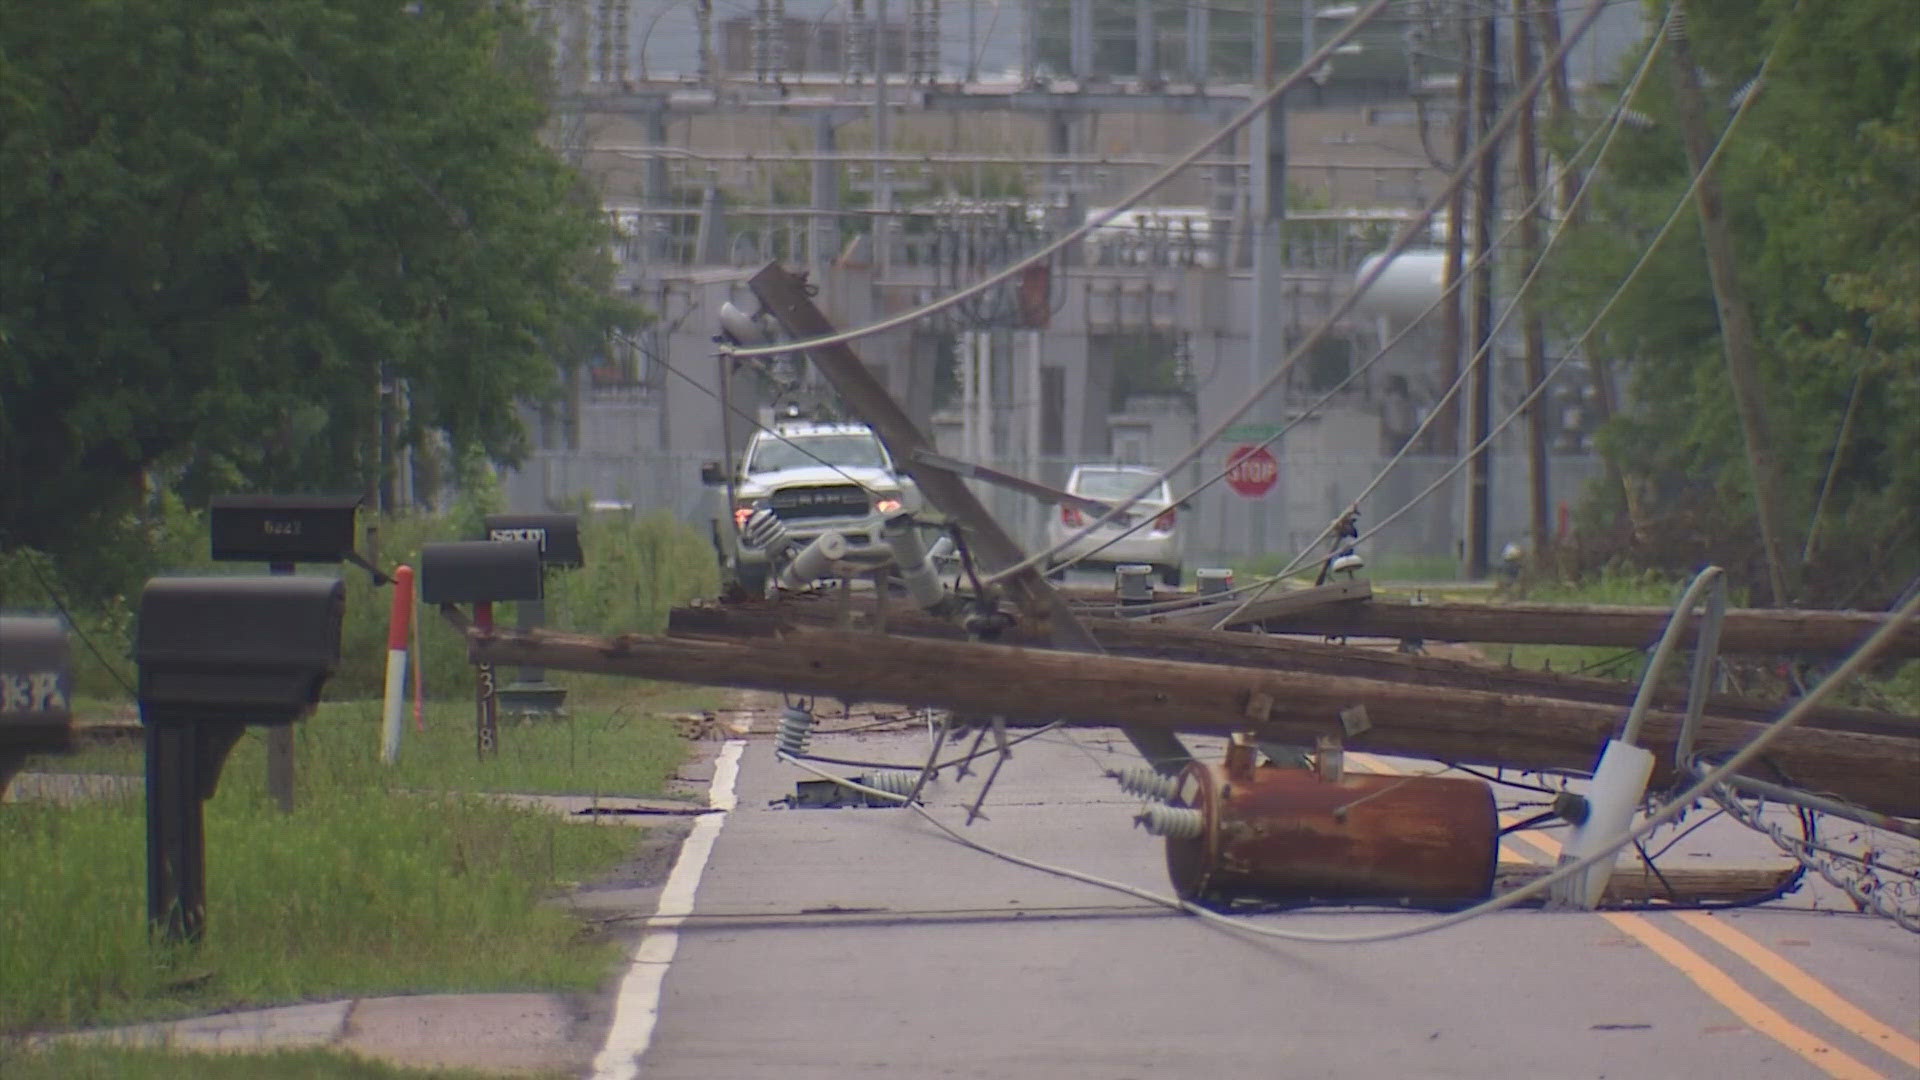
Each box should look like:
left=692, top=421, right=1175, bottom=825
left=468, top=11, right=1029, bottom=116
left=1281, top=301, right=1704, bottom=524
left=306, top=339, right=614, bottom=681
left=1163, top=760, right=1497, bottom=909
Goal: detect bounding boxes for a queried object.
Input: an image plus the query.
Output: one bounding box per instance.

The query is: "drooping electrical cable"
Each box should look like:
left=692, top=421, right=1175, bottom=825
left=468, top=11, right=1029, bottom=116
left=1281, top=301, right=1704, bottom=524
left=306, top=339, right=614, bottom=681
left=981, top=0, right=1622, bottom=587
left=1038, top=2, right=1678, bottom=585
left=780, top=587, right=1918, bottom=944
left=721, top=0, right=1402, bottom=362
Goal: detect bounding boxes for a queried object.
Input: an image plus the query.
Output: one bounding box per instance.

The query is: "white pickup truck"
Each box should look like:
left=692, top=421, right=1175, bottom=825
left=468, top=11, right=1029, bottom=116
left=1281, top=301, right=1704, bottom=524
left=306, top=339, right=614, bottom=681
left=709, top=422, right=920, bottom=595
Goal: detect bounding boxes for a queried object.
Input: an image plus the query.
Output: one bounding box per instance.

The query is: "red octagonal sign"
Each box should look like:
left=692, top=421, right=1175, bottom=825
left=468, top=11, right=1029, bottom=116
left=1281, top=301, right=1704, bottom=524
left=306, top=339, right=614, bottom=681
left=1225, top=444, right=1278, bottom=498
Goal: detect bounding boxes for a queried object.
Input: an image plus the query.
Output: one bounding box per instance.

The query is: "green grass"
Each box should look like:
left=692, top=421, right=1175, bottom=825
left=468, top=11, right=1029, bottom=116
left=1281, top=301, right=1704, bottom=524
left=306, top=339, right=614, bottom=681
left=1490, top=568, right=1701, bottom=677
left=0, top=682, right=717, bottom=1036
left=0, top=784, right=632, bottom=1035
left=0, top=1044, right=571, bottom=1080
left=34, top=687, right=715, bottom=800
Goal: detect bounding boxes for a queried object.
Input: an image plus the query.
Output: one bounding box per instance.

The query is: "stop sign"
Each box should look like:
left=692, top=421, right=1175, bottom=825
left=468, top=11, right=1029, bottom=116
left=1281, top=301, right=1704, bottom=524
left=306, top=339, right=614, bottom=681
left=1225, top=444, right=1278, bottom=498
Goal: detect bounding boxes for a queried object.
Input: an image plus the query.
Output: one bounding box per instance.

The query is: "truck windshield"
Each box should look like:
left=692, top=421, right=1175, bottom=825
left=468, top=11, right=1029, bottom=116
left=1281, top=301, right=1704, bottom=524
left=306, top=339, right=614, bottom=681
left=747, top=434, right=887, bottom=473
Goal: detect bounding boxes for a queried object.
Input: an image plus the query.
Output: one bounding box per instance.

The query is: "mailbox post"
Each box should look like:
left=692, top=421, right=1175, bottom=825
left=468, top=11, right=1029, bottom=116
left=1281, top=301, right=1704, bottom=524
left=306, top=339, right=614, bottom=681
left=134, top=576, right=345, bottom=941
left=0, top=616, right=76, bottom=796
left=210, top=495, right=364, bottom=812
left=419, top=541, right=543, bottom=758
left=480, top=514, right=582, bottom=716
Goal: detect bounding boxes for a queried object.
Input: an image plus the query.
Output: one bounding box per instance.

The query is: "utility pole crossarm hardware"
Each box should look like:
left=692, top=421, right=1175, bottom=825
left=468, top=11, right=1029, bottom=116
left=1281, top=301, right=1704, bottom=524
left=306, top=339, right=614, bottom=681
left=746, top=262, right=1194, bottom=773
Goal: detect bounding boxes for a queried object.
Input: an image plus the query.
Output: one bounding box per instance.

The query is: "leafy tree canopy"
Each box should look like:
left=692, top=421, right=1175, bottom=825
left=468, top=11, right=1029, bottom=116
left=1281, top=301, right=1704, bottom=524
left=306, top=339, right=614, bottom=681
left=0, top=0, right=639, bottom=595
left=1548, top=0, right=1918, bottom=603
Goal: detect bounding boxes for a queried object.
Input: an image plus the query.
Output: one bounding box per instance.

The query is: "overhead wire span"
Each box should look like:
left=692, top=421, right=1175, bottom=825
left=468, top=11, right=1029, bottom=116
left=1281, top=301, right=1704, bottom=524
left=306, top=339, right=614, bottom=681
left=982, top=0, right=1622, bottom=588
left=629, top=328, right=895, bottom=497
left=1038, top=3, right=1673, bottom=585
left=1206, top=2, right=1690, bottom=626
left=720, top=0, right=1401, bottom=362
left=779, top=588, right=1918, bottom=944
left=1283, top=26, right=1785, bottom=583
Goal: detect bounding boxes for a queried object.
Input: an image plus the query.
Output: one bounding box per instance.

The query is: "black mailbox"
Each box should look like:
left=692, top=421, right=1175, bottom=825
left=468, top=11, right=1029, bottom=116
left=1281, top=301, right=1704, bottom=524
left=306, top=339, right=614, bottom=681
left=210, top=495, right=361, bottom=564
left=134, top=576, right=346, bottom=726
left=1, top=616, right=75, bottom=792
left=419, top=541, right=544, bottom=605
left=482, top=513, right=583, bottom=567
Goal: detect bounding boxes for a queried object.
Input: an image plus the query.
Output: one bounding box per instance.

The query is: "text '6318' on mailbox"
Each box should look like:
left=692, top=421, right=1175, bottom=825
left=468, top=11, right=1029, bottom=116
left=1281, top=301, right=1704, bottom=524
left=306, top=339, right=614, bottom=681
left=210, top=495, right=361, bottom=564
left=419, top=541, right=544, bottom=606
left=482, top=513, right=583, bottom=567
left=134, top=577, right=347, bottom=726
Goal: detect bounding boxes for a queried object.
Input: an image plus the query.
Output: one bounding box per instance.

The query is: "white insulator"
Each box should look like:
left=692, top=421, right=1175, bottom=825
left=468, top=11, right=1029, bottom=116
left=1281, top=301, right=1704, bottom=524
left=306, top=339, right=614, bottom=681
left=1136, top=804, right=1204, bottom=840
left=862, top=769, right=921, bottom=798
left=742, top=507, right=789, bottom=553
left=1114, top=766, right=1177, bottom=803
left=883, top=514, right=946, bottom=611
left=778, top=530, right=848, bottom=590
left=776, top=704, right=814, bottom=757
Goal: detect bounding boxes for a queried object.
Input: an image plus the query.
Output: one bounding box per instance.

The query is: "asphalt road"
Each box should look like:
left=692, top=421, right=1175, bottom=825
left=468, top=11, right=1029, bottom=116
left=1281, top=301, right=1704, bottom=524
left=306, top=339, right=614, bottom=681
left=585, top=714, right=1920, bottom=1080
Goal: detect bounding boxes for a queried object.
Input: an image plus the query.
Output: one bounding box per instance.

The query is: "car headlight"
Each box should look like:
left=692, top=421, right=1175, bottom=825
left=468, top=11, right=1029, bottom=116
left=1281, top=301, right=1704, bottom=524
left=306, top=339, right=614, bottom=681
left=874, top=496, right=903, bottom=514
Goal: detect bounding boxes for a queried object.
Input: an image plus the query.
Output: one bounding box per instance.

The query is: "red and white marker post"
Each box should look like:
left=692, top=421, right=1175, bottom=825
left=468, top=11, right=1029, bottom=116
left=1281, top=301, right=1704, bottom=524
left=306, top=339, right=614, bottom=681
left=380, top=565, right=414, bottom=764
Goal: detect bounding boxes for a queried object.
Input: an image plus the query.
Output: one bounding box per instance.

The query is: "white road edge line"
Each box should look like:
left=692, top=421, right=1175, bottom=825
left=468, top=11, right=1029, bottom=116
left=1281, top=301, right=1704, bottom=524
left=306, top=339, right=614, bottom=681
left=590, top=738, right=745, bottom=1080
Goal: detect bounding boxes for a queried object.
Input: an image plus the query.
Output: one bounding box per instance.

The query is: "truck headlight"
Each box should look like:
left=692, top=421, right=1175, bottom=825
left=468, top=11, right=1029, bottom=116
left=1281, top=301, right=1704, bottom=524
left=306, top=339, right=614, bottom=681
left=874, top=496, right=903, bottom=514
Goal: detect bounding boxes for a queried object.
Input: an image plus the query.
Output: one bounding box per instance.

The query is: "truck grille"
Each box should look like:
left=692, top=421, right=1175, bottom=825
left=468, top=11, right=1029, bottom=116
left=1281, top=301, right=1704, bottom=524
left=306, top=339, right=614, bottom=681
left=766, top=485, right=869, bottom=521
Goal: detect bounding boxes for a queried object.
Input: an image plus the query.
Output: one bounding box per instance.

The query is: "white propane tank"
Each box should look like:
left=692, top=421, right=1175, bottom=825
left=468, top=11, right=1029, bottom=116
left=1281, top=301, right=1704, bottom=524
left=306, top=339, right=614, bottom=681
left=1354, top=249, right=1450, bottom=323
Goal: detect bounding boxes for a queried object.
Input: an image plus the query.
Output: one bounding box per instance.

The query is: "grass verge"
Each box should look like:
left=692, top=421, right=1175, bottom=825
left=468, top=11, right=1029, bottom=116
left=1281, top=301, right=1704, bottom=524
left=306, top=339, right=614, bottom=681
left=1, top=685, right=715, bottom=1036
left=28, top=687, right=713, bottom=799
left=0, top=1044, right=572, bottom=1080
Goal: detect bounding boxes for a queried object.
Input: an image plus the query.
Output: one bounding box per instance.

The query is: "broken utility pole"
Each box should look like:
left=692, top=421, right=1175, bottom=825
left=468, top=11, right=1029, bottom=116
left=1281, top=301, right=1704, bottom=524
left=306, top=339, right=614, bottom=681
left=1119, top=591, right=1920, bottom=656
left=743, top=261, right=1193, bottom=773
left=669, top=599, right=1917, bottom=740
left=1665, top=10, right=1795, bottom=604
left=468, top=624, right=1920, bottom=819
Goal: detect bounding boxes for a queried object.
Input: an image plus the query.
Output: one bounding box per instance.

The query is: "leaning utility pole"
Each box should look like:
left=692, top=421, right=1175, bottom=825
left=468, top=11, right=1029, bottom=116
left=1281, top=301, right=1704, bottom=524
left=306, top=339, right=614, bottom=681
left=1436, top=21, right=1473, bottom=456
left=1513, top=0, right=1551, bottom=559
left=747, top=263, right=1194, bottom=773
left=1247, top=0, right=1288, bottom=554
left=1464, top=6, right=1500, bottom=579
left=1664, top=9, right=1794, bottom=604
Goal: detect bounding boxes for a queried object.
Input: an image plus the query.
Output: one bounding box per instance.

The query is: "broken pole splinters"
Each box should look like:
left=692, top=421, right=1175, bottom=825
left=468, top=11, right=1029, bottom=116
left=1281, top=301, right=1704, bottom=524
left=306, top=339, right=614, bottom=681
left=744, top=261, right=1193, bottom=774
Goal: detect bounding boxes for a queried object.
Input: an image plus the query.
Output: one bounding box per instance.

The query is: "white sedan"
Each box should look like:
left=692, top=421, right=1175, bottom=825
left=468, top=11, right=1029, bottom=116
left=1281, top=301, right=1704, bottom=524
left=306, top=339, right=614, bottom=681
left=1045, top=465, right=1184, bottom=587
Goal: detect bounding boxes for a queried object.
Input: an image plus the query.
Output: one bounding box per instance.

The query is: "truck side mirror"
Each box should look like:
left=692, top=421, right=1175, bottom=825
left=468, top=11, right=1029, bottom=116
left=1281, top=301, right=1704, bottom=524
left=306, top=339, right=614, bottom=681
left=701, top=461, right=727, bottom=487
left=0, top=616, right=75, bottom=795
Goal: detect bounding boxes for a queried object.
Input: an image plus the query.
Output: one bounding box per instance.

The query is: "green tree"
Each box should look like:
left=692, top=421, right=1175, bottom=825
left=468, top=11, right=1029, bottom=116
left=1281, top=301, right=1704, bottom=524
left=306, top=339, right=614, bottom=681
left=0, top=0, right=639, bottom=595
left=1547, top=0, right=1918, bottom=603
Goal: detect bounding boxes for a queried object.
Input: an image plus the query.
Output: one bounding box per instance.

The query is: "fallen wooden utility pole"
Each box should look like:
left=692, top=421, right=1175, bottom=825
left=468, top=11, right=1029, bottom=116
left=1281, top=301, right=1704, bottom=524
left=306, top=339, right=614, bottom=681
left=1494, top=861, right=1798, bottom=906
left=669, top=601, right=1917, bottom=740
left=746, top=262, right=1193, bottom=772
left=469, top=625, right=1920, bottom=819
left=1107, top=592, right=1920, bottom=657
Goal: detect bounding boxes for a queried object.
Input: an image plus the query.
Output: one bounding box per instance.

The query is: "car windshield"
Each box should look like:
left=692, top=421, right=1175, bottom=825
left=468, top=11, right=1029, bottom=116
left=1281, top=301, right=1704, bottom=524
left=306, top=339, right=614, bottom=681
left=1072, top=469, right=1169, bottom=504
left=747, top=434, right=887, bottom=474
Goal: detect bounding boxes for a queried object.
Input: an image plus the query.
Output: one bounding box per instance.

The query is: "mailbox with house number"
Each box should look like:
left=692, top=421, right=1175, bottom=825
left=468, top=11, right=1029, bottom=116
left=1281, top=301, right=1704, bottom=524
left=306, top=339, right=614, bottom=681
left=0, top=615, right=76, bottom=795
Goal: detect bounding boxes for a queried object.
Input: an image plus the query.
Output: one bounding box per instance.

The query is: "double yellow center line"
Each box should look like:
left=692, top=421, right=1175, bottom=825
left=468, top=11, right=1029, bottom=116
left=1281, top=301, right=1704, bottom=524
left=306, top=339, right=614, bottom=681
left=1345, top=752, right=1917, bottom=1079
